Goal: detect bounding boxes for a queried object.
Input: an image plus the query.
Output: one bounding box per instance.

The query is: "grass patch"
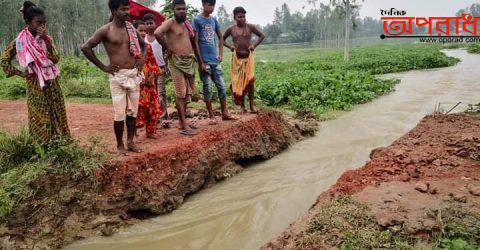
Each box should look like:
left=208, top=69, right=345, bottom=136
left=299, top=196, right=480, bottom=249
left=432, top=207, right=480, bottom=248
left=298, top=196, right=413, bottom=249
left=247, top=44, right=459, bottom=116
left=442, top=43, right=467, bottom=50
left=467, top=44, right=480, bottom=54
left=0, top=130, right=110, bottom=220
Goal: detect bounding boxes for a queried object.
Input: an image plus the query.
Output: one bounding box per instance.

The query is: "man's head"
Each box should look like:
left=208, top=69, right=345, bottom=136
left=108, top=0, right=130, bottom=22
left=142, top=13, right=156, bottom=34
left=201, top=0, right=216, bottom=15
left=233, top=7, right=246, bottom=26
left=22, top=1, right=45, bottom=32
left=172, top=0, right=187, bottom=23
left=133, top=20, right=147, bottom=39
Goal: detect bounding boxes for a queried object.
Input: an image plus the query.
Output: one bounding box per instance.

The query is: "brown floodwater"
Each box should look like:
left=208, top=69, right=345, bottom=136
left=66, top=50, right=480, bottom=250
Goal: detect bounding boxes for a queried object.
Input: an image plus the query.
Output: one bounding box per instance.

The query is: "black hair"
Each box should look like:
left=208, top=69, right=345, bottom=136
left=142, top=13, right=155, bottom=22
left=202, top=0, right=216, bottom=5
left=22, top=1, right=44, bottom=22
left=108, top=0, right=130, bottom=12
left=133, top=20, right=145, bottom=29
left=172, top=0, right=186, bottom=9
left=233, top=6, right=246, bottom=17
left=22, top=1, right=35, bottom=11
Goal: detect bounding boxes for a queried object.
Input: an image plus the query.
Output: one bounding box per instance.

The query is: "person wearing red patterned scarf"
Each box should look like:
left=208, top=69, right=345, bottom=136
left=133, top=20, right=163, bottom=139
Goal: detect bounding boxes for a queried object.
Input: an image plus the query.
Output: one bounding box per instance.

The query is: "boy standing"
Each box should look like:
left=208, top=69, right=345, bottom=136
left=223, top=7, right=265, bottom=114
left=193, top=0, right=235, bottom=122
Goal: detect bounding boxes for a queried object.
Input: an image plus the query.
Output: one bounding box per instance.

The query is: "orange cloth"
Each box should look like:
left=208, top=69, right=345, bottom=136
left=136, top=44, right=162, bottom=135
left=231, top=51, right=256, bottom=105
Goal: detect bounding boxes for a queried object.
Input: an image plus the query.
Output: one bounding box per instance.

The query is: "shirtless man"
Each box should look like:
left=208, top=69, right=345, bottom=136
left=154, top=0, right=199, bottom=136
left=223, top=7, right=265, bottom=113
left=81, top=0, right=146, bottom=154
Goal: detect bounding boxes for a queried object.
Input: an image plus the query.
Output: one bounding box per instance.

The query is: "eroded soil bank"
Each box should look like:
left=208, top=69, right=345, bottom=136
left=0, top=105, right=315, bottom=249
left=264, top=113, right=480, bottom=249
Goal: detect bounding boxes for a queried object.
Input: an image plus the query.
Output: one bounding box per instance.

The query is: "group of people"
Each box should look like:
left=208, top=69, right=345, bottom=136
left=1, top=0, right=265, bottom=155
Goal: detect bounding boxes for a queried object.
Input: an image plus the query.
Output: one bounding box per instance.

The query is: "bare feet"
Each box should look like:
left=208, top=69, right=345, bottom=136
left=208, top=118, right=219, bottom=125
left=147, top=134, right=158, bottom=139
left=222, top=114, right=238, bottom=121
left=158, top=120, right=172, bottom=129
left=241, top=108, right=248, bottom=114
left=127, top=142, right=142, bottom=153
left=250, top=107, right=259, bottom=114
left=189, top=121, right=200, bottom=130
left=179, top=129, right=198, bottom=136
left=117, top=144, right=128, bottom=155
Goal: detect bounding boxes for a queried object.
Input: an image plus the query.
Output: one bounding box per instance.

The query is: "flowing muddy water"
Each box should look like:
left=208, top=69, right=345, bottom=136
left=67, top=50, right=480, bottom=250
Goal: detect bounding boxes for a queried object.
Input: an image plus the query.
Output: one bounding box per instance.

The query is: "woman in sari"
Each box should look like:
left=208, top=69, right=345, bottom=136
left=1, top=1, right=70, bottom=144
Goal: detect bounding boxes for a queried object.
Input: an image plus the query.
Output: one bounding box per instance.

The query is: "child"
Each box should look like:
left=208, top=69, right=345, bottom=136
left=133, top=20, right=162, bottom=138
left=223, top=7, right=265, bottom=114
left=193, top=0, right=236, bottom=123
left=142, top=13, right=170, bottom=127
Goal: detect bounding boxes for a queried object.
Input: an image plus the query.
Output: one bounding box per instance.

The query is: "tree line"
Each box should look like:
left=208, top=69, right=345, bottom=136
left=1, top=0, right=479, bottom=56
left=0, top=0, right=156, bottom=55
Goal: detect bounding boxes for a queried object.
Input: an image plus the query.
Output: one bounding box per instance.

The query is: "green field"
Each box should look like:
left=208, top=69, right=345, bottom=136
left=0, top=43, right=459, bottom=116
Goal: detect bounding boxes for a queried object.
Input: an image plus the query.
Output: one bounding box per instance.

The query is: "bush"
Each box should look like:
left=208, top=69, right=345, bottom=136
left=467, top=44, right=480, bottom=54
left=0, top=131, right=109, bottom=219
left=252, top=44, right=458, bottom=116
left=0, top=129, right=36, bottom=173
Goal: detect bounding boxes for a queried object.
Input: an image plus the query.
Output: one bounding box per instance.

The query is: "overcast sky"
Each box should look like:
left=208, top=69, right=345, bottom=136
left=155, top=0, right=479, bottom=25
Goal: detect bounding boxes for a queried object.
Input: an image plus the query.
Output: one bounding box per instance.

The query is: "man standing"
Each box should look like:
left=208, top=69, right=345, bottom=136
left=223, top=7, right=265, bottom=114
left=143, top=13, right=170, bottom=125
left=193, top=0, right=235, bottom=123
left=154, top=0, right=198, bottom=136
left=81, top=0, right=146, bottom=154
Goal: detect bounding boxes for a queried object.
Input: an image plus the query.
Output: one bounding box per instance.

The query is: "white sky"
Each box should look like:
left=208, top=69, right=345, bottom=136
left=153, top=0, right=480, bottom=25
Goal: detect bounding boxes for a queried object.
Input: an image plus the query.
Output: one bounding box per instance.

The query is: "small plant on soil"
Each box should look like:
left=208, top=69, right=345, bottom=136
left=298, top=197, right=480, bottom=250
left=0, top=130, right=109, bottom=219
left=298, top=196, right=414, bottom=249
left=467, top=44, right=480, bottom=54
left=431, top=207, right=480, bottom=249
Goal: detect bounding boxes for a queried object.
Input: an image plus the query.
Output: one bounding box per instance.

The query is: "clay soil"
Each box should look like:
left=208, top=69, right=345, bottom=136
left=0, top=100, right=315, bottom=249
left=264, top=113, right=480, bottom=249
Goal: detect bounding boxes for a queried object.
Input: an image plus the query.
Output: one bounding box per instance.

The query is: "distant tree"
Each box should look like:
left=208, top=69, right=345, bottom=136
left=264, top=24, right=282, bottom=43
left=330, top=0, right=364, bottom=62
left=136, top=0, right=157, bottom=6
left=217, top=4, right=232, bottom=31
left=161, top=0, right=199, bottom=20
left=280, top=3, right=292, bottom=33
left=456, top=3, right=480, bottom=16
left=273, top=7, right=282, bottom=27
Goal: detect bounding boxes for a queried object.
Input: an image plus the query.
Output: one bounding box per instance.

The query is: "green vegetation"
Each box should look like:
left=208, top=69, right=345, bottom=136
left=432, top=207, right=480, bottom=249
left=0, top=44, right=459, bottom=116
left=249, top=44, right=459, bottom=116
left=299, top=196, right=480, bottom=249
left=299, top=196, right=413, bottom=249
left=0, top=130, right=109, bottom=219
left=0, top=55, right=109, bottom=100
left=467, top=44, right=480, bottom=54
